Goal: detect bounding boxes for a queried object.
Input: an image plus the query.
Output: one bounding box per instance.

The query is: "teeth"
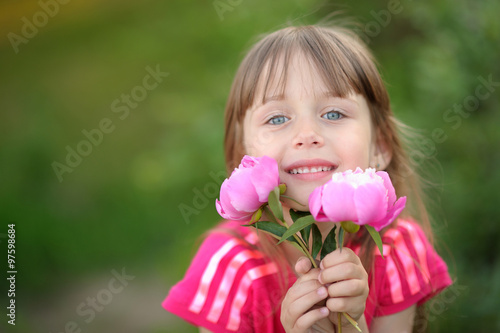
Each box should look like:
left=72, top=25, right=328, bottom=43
left=289, top=166, right=333, bottom=174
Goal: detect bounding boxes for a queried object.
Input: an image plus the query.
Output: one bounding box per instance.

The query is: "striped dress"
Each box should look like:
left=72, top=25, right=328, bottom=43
left=163, top=219, right=452, bottom=332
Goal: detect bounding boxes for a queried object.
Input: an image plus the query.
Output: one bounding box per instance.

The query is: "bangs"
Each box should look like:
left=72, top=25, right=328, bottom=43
left=235, top=25, right=386, bottom=120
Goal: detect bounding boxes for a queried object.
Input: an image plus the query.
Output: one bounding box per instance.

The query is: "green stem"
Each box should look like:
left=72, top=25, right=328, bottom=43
left=263, top=206, right=318, bottom=269
left=279, top=195, right=306, bottom=207
left=336, top=225, right=361, bottom=332
left=293, top=233, right=318, bottom=268
left=342, top=313, right=361, bottom=332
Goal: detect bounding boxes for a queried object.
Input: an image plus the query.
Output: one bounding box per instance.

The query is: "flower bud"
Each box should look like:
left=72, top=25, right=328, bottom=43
left=279, top=183, right=287, bottom=195
left=341, top=221, right=360, bottom=233
left=250, top=208, right=263, bottom=224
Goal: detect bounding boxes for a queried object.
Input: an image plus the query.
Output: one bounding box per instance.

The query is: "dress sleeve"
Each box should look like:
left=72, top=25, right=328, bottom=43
left=162, top=227, right=282, bottom=332
left=373, top=219, right=453, bottom=317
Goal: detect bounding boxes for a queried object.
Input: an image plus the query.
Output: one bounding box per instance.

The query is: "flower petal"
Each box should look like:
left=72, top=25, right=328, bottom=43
left=378, top=196, right=407, bottom=230
left=225, top=175, right=260, bottom=212
left=321, top=181, right=358, bottom=222
left=216, top=199, right=240, bottom=220
left=215, top=199, right=226, bottom=217
left=309, top=186, right=330, bottom=222
left=240, top=155, right=258, bottom=168
left=376, top=170, right=397, bottom=205
left=354, top=181, right=388, bottom=225
left=218, top=183, right=253, bottom=220
left=250, top=156, right=280, bottom=202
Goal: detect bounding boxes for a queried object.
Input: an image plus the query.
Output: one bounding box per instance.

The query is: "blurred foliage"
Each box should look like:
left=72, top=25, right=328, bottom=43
left=0, top=0, right=499, bottom=332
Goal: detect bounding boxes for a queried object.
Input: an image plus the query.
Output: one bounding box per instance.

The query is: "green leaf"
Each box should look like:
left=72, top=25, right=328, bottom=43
left=299, top=224, right=312, bottom=250
left=291, top=210, right=313, bottom=247
left=263, top=206, right=277, bottom=224
left=247, top=221, right=297, bottom=244
left=289, top=209, right=310, bottom=223
left=288, top=239, right=310, bottom=257
left=268, top=186, right=284, bottom=221
left=311, top=223, right=322, bottom=260
left=338, top=226, right=345, bottom=252
left=365, top=225, right=384, bottom=259
left=321, top=225, right=337, bottom=260
left=277, top=215, right=316, bottom=244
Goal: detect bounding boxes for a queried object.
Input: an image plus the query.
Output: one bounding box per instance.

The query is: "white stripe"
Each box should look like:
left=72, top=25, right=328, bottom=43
left=226, top=262, right=278, bottom=331
left=206, top=249, right=264, bottom=323
left=189, top=232, right=258, bottom=313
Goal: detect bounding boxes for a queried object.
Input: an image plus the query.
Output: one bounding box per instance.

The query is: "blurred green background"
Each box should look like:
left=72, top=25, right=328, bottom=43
left=0, top=0, right=499, bottom=332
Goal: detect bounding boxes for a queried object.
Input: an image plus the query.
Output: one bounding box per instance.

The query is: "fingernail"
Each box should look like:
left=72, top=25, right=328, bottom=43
left=317, top=287, right=327, bottom=297
left=318, top=273, right=324, bottom=285
left=320, top=307, right=329, bottom=315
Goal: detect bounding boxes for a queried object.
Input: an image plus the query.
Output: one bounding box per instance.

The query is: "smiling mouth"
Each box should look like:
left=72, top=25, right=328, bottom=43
left=288, top=166, right=334, bottom=174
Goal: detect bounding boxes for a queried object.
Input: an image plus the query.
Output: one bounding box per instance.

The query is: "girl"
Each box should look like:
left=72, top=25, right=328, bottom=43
left=163, top=24, right=452, bottom=332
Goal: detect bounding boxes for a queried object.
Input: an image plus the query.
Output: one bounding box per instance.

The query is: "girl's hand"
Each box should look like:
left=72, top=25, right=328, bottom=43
left=319, top=248, right=369, bottom=326
left=281, top=257, right=334, bottom=333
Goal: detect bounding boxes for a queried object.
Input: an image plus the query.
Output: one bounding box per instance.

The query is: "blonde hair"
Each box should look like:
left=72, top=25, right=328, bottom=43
left=222, top=24, right=433, bottom=328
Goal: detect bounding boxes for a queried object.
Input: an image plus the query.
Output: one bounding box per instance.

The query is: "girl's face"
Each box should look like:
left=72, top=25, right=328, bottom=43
left=243, top=54, right=389, bottom=209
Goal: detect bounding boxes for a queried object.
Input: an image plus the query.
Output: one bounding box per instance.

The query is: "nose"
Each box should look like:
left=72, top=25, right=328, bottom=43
left=292, top=120, right=324, bottom=149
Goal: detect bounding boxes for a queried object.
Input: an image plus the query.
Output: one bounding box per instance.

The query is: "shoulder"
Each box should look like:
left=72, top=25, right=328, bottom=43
left=371, top=219, right=452, bottom=317
left=163, top=220, right=284, bottom=333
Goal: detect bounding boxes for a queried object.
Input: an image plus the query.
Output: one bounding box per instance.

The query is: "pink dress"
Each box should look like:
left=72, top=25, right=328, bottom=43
left=163, top=219, right=452, bottom=332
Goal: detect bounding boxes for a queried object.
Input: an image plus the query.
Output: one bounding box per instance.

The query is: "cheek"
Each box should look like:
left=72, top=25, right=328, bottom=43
left=244, top=129, right=282, bottom=156
left=335, top=133, right=373, bottom=165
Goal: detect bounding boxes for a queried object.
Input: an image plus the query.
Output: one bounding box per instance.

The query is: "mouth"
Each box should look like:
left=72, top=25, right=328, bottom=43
left=288, top=166, right=334, bottom=174
left=283, top=159, right=338, bottom=179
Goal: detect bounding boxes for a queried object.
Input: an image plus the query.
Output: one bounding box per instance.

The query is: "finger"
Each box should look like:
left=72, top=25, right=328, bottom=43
left=293, top=307, right=330, bottom=332
left=319, top=262, right=367, bottom=285
left=286, top=278, right=324, bottom=301
left=296, top=267, right=321, bottom=283
left=320, top=247, right=360, bottom=270
left=295, top=256, right=312, bottom=276
left=284, top=286, right=329, bottom=325
left=327, top=278, right=368, bottom=298
left=326, top=296, right=366, bottom=318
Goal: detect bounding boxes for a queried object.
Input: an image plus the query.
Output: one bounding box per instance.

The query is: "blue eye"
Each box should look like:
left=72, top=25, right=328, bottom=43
left=268, top=115, right=288, bottom=125
left=322, top=111, right=343, bottom=121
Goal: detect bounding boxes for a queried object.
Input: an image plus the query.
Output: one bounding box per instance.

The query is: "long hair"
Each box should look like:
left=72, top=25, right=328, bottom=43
left=222, top=24, right=433, bottom=329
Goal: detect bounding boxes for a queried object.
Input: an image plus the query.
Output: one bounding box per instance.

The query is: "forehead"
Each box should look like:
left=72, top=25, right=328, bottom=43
left=251, top=51, right=356, bottom=108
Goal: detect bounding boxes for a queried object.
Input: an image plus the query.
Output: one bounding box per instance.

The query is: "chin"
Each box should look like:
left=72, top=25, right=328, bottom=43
left=281, top=188, right=313, bottom=212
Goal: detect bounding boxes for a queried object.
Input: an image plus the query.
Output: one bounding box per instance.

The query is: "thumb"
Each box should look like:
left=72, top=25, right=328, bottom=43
left=294, top=256, right=313, bottom=276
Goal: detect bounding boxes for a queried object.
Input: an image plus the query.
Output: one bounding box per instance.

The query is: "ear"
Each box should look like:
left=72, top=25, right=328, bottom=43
left=371, top=131, right=392, bottom=170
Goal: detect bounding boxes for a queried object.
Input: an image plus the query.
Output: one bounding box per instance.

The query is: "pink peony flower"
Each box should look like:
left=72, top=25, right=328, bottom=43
left=216, top=155, right=280, bottom=221
left=309, top=167, right=406, bottom=231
